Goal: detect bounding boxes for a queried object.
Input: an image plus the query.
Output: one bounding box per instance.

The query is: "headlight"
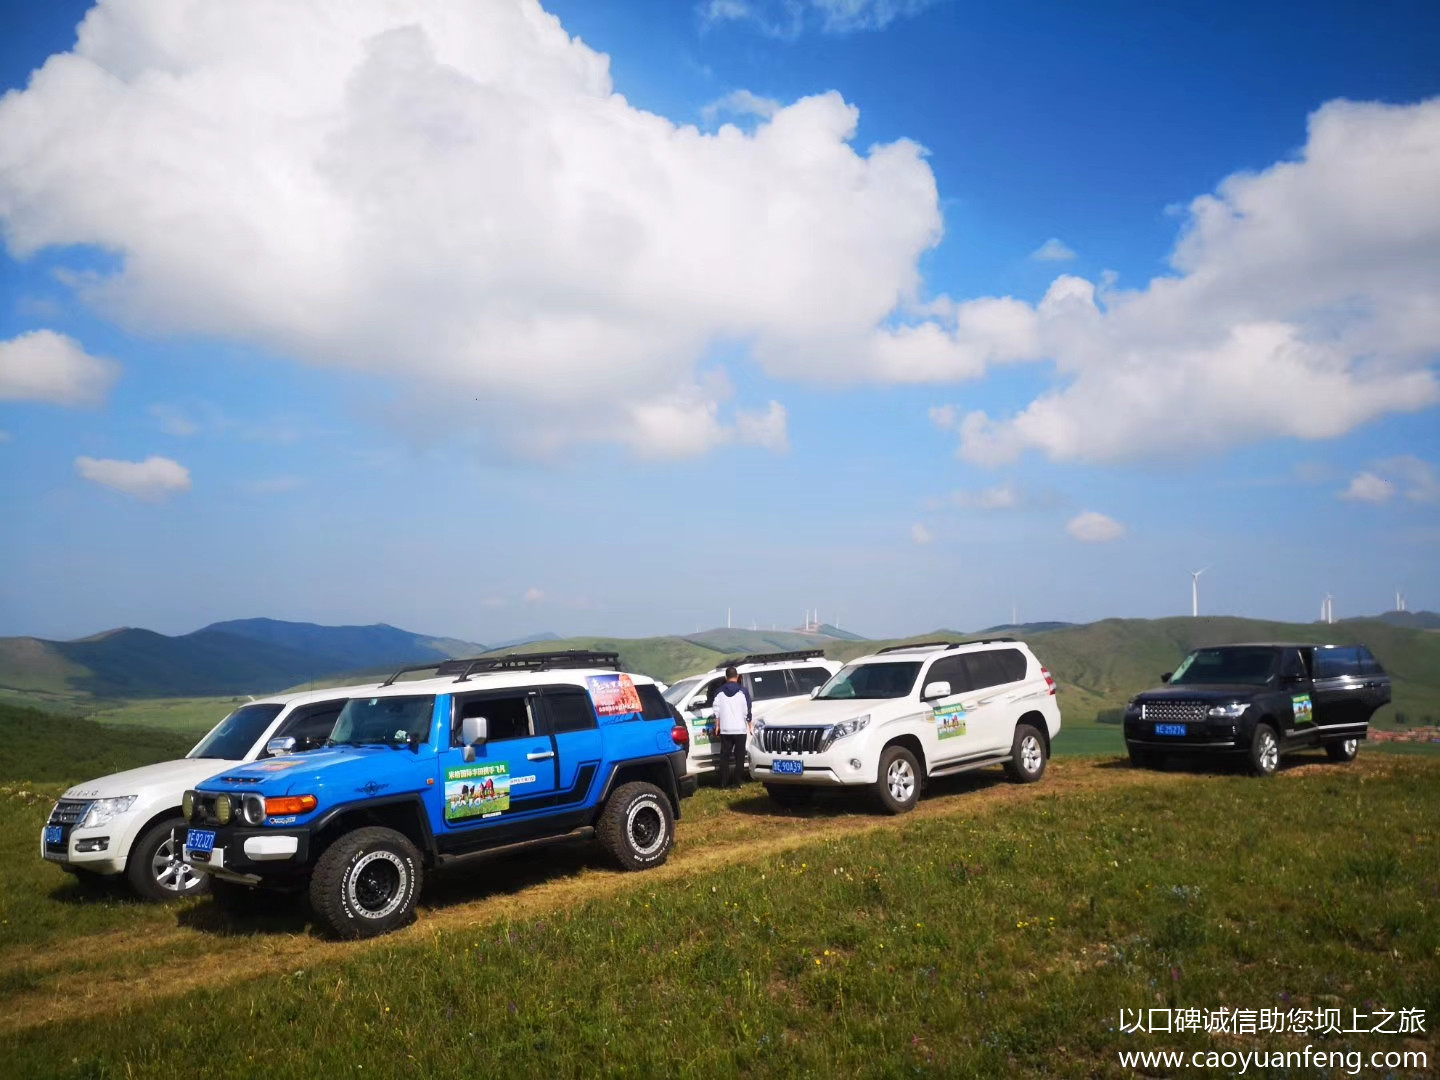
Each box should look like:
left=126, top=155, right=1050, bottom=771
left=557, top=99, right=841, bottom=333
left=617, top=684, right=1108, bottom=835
left=242, top=794, right=266, bottom=826
left=1207, top=702, right=1248, bottom=719
left=1124, top=700, right=1142, bottom=718
left=79, top=796, right=136, bottom=830
left=827, top=715, right=871, bottom=742
left=182, top=790, right=195, bottom=821
left=215, top=795, right=233, bottom=825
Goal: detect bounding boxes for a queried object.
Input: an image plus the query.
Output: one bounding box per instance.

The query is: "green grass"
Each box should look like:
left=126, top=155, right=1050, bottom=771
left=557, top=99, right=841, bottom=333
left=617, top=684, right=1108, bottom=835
left=2, top=757, right=1436, bottom=1077
left=84, top=696, right=242, bottom=738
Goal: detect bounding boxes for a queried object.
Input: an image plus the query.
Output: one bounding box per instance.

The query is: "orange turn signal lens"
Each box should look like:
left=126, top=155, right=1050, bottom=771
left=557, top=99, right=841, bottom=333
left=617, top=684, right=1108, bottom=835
left=263, top=794, right=318, bottom=816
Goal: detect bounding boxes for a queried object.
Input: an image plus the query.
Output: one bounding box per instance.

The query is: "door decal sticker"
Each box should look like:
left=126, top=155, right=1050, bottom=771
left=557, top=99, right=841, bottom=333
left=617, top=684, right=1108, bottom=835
left=1292, top=694, right=1314, bottom=725
left=445, top=761, right=511, bottom=821
left=933, top=703, right=968, bottom=740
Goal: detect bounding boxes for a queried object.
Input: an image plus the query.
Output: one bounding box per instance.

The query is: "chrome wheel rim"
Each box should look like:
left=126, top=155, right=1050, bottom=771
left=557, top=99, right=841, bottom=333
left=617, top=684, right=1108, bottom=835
left=1258, top=731, right=1278, bottom=773
left=886, top=758, right=915, bottom=802
left=152, top=831, right=204, bottom=894
left=1343, top=738, right=1358, bottom=756
left=1020, top=734, right=1043, bottom=773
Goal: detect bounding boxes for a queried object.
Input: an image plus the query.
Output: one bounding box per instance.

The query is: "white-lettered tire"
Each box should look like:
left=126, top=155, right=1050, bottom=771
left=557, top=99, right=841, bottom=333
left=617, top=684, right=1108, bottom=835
left=597, top=781, right=674, bottom=871
left=1004, top=724, right=1048, bottom=783
left=875, top=744, right=921, bottom=814
left=127, top=816, right=211, bottom=901
left=309, top=826, right=422, bottom=940
left=1249, top=723, right=1281, bottom=777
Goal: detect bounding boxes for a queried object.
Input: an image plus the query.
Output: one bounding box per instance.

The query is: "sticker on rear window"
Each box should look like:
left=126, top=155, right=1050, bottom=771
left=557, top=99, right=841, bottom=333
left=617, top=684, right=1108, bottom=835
left=586, top=673, right=643, bottom=717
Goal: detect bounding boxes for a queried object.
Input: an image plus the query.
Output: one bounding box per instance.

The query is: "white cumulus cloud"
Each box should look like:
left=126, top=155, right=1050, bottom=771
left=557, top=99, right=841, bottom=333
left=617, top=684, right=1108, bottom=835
left=1341, top=456, right=1439, bottom=504
left=953, top=98, right=1440, bottom=464
left=1030, top=237, right=1076, bottom=262
left=1066, top=511, right=1125, bottom=543
left=1339, top=472, right=1396, bottom=503
left=523, top=587, right=545, bottom=604
left=0, top=0, right=947, bottom=458
left=946, top=484, right=1019, bottom=510
left=702, top=0, right=942, bottom=35
left=0, top=329, right=118, bottom=407
left=910, top=522, right=935, bottom=544
left=75, top=455, right=191, bottom=501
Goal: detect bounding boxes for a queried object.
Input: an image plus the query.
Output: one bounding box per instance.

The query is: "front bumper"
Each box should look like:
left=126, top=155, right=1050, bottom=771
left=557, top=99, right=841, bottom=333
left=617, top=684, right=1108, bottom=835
left=748, top=743, right=875, bottom=786
left=184, top=825, right=311, bottom=882
left=40, top=824, right=133, bottom=875
left=1123, top=719, right=1244, bottom=752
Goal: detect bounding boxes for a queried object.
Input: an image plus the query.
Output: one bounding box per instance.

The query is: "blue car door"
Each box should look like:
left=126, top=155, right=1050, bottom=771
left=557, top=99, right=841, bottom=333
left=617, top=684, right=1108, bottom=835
left=435, top=686, right=558, bottom=839
left=537, top=686, right=604, bottom=810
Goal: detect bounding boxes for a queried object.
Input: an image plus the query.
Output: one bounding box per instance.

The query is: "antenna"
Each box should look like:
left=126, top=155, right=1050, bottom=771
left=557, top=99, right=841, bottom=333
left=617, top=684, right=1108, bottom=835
left=1189, top=566, right=1211, bottom=618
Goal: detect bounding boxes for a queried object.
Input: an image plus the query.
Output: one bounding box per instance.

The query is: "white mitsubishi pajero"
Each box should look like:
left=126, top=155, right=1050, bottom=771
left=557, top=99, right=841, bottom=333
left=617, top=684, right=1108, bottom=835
left=40, top=685, right=371, bottom=900
left=748, top=639, right=1061, bottom=813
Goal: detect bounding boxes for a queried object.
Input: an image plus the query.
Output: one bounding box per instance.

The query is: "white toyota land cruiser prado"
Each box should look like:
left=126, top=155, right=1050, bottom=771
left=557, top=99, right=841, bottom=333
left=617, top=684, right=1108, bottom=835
left=748, top=638, right=1061, bottom=812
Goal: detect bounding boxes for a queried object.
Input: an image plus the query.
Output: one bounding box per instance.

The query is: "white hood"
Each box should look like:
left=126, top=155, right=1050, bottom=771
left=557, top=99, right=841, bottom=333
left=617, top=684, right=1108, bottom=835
left=61, top=757, right=242, bottom=801
left=761, top=697, right=906, bottom=727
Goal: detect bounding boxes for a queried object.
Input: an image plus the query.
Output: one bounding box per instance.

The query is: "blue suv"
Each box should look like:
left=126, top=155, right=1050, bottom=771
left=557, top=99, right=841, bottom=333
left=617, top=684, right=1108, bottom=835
left=182, top=652, right=697, bottom=938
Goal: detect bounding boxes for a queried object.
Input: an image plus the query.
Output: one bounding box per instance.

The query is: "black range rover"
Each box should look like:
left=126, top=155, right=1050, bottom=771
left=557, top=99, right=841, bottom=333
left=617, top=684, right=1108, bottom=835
left=1123, top=643, right=1391, bottom=776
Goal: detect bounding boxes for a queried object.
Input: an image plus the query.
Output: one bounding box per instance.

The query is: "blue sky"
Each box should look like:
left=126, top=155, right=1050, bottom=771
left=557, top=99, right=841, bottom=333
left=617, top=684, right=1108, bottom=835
left=1, top=0, right=1437, bottom=643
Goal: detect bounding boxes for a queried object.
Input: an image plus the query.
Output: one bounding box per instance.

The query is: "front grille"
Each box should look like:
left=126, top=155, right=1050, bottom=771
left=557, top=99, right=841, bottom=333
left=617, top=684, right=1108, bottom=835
left=48, top=799, right=93, bottom=826
left=1143, top=700, right=1207, bottom=725
left=761, top=726, right=827, bottom=754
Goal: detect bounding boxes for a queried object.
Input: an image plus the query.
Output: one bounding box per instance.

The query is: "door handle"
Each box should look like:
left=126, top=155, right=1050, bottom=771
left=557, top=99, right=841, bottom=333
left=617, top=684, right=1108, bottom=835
left=526, top=751, right=555, bottom=761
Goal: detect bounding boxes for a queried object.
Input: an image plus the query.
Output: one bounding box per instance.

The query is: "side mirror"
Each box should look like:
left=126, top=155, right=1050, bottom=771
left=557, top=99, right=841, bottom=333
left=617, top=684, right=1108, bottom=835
left=266, top=736, right=297, bottom=757
left=462, top=715, right=488, bottom=745
left=921, top=680, right=951, bottom=701
left=810, top=686, right=822, bottom=699
left=1160, top=672, right=1172, bottom=684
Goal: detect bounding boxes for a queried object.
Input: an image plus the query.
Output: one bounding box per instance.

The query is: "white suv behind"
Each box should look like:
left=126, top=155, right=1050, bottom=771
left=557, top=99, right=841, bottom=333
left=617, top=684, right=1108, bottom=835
left=40, top=685, right=372, bottom=900
left=663, top=650, right=842, bottom=776
left=748, top=639, right=1061, bottom=812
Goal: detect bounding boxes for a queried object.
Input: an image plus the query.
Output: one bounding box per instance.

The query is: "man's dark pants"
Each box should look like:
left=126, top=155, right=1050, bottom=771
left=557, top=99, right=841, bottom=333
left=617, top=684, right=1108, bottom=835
left=718, top=732, right=748, bottom=788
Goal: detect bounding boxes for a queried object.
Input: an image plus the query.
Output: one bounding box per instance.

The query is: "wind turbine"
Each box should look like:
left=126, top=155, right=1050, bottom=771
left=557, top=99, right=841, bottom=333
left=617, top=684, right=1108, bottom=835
left=1189, top=566, right=1211, bottom=618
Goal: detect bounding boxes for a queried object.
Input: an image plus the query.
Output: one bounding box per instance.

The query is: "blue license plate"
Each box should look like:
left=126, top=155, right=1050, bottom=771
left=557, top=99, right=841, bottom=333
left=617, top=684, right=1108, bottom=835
left=44, top=825, right=64, bottom=846
left=1155, top=724, right=1187, bottom=737
left=772, top=759, right=804, bottom=776
left=187, top=829, right=216, bottom=854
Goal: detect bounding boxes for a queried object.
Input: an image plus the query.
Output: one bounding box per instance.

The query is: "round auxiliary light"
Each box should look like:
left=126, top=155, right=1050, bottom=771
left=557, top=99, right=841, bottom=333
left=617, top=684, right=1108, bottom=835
left=182, top=791, right=194, bottom=821
left=215, top=795, right=232, bottom=826
left=242, top=794, right=266, bottom=826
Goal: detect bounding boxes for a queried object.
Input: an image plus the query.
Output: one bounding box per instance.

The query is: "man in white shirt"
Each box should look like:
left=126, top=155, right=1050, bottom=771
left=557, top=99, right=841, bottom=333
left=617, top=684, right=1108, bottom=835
left=711, top=665, right=753, bottom=789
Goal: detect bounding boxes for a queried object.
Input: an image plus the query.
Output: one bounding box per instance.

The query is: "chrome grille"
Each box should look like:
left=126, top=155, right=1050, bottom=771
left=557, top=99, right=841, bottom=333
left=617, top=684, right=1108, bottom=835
left=48, top=799, right=93, bottom=826
left=1143, top=700, right=1207, bottom=725
left=761, top=726, right=827, bottom=754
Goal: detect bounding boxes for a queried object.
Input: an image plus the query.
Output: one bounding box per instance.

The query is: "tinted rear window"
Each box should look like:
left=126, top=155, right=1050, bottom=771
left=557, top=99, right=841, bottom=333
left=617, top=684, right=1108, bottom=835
left=747, top=670, right=794, bottom=701
left=1314, top=647, right=1361, bottom=679
left=636, top=683, right=674, bottom=722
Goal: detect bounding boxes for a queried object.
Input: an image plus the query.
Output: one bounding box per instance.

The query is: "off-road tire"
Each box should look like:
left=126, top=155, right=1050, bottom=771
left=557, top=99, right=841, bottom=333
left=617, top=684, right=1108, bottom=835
left=1249, top=722, right=1281, bottom=778
left=127, top=816, right=211, bottom=901
left=1004, top=724, right=1048, bottom=784
left=764, top=783, right=815, bottom=808
left=597, top=782, right=674, bottom=871
left=1325, top=737, right=1359, bottom=763
left=875, top=745, right=921, bottom=815
left=309, top=826, right=422, bottom=940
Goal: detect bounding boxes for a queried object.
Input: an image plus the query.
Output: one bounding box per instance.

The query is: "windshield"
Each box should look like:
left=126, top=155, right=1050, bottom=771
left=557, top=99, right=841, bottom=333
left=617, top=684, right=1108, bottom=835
left=663, top=678, right=701, bottom=707
left=1169, top=648, right=1279, bottom=686
left=330, top=695, right=436, bottom=746
left=817, top=662, right=922, bottom=700
left=188, top=704, right=285, bottom=760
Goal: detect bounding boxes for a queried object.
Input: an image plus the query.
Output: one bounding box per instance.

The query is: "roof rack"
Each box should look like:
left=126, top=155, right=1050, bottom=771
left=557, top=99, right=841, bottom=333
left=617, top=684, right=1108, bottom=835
left=876, top=640, right=957, bottom=654
left=379, top=650, right=622, bottom=687
left=714, top=648, right=826, bottom=670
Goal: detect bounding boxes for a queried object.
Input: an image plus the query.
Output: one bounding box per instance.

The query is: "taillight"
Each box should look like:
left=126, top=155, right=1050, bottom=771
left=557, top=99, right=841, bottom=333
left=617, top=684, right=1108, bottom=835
left=263, top=794, right=318, bottom=816
left=670, top=723, right=690, bottom=749
left=1042, top=667, right=1057, bottom=696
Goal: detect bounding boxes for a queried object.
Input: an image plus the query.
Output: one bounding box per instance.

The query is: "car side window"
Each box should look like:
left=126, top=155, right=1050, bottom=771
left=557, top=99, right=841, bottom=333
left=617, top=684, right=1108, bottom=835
left=545, top=688, right=599, bottom=734
left=1314, top=647, right=1361, bottom=679
left=789, top=666, right=832, bottom=694
left=1279, top=649, right=1307, bottom=680
left=452, top=692, right=534, bottom=746
left=1357, top=647, right=1384, bottom=676
left=991, top=648, right=1029, bottom=683
left=747, top=670, right=793, bottom=701
left=961, top=651, right=1010, bottom=692
left=273, top=701, right=344, bottom=751
left=635, top=683, right=673, bottom=722
left=700, top=678, right=726, bottom=708
left=925, top=656, right=972, bottom=694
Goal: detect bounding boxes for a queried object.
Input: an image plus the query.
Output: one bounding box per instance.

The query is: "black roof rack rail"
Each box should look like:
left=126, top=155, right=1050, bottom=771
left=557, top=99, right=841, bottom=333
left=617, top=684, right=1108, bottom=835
left=974, top=637, right=1016, bottom=644
left=379, top=650, right=622, bottom=687
left=714, top=648, right=826, bottom=670
left=876, top=640, right=957, bottom=654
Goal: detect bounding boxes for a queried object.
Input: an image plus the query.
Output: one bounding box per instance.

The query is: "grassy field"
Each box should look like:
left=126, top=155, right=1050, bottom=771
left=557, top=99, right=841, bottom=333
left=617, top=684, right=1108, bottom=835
left=0, top=713, right=1434, bottom=1078
left=85, top=696, right=245, bottom=737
